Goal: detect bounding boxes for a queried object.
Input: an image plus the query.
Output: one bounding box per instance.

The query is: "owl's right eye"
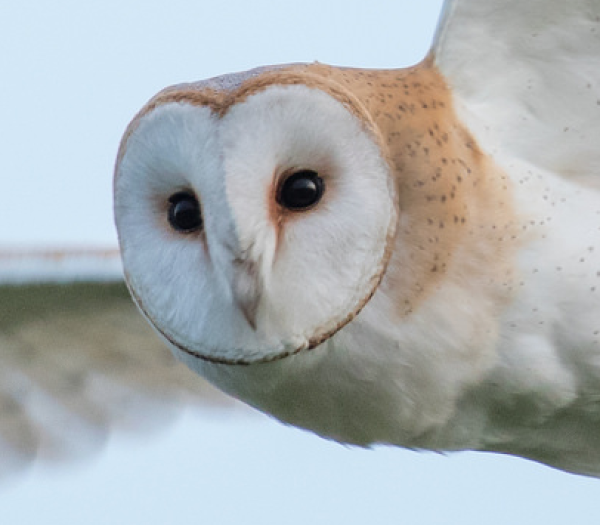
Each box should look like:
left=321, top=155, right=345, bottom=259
left=167, top=191, right=203, bottom=233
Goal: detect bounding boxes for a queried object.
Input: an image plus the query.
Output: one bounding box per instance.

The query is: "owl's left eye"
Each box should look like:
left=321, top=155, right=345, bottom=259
left=167, top=191, right=203, bottom=233
left=277, top=170, right=324, bottom=211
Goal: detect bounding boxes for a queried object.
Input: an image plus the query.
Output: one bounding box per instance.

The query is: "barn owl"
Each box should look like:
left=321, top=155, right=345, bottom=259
left=114, top=0, right=600, bottom=477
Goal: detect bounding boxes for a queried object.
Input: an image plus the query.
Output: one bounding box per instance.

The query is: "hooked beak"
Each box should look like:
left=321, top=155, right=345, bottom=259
left=232, top=257, right=263, bottom=330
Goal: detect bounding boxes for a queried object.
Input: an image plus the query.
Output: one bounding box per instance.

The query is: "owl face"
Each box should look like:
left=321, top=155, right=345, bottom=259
left=114, top=67, right=397, bottom=365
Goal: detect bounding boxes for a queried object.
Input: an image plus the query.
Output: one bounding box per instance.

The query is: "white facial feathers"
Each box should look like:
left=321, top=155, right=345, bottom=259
left=115, top=84, right=397, bottom=364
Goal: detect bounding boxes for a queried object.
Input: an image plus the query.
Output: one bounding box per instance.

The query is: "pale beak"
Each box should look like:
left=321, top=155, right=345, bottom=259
left=232, top=257, right=263, bottom=330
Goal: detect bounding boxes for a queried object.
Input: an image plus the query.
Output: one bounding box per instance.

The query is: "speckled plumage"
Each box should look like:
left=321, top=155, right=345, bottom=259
left=115, top=0, right=600, bottom=477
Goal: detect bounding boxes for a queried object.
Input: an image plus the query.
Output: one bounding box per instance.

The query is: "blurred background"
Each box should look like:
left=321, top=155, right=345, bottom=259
left=1, top=1, right=598, bottom=523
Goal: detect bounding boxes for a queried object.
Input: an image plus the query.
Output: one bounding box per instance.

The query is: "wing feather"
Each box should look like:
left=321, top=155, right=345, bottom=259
left=0, top=250, right=231, bottom=475
left=432, top=0, right=600, bottom=180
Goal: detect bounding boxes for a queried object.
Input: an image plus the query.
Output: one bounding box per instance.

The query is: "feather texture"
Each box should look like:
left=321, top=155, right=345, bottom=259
left=0, top=251, right=230, bottom=475
left=114, top=0, right=600, bottom=476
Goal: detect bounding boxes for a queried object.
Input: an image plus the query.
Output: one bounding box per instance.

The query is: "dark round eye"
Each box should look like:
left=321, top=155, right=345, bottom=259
left=167, top=191, right=203, bottom=233
left=277, top=170, right=324, bottom=211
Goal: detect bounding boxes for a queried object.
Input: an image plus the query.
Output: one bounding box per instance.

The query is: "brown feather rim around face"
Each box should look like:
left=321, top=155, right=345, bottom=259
left=116, top=63, right=399, bottom=366
left=123, top=235, right=394, bottom=366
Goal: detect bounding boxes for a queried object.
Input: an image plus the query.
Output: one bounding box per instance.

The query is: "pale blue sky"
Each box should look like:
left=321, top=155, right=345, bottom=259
left=1, top=1, right=599, bottom=523
left=0, top=0, right=442, bottom=248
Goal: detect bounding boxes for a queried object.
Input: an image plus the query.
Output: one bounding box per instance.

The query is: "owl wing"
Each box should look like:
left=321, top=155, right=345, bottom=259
left=432, top=0, right=600, bottom=181
left=0, top=249, right=231, bottom=474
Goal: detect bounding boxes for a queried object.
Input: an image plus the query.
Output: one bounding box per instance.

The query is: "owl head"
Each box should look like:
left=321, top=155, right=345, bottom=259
left=114, top=64, right=398, bottom=365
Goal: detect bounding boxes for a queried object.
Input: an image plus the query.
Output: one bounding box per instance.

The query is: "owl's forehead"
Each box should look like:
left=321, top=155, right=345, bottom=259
left=134, top=62, right=378, bottom=122
left=142, top=63, right=314, bottom=117
left=116, top=62, right=382, bottom=167
left=178, top=64, right=294, bottom=94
